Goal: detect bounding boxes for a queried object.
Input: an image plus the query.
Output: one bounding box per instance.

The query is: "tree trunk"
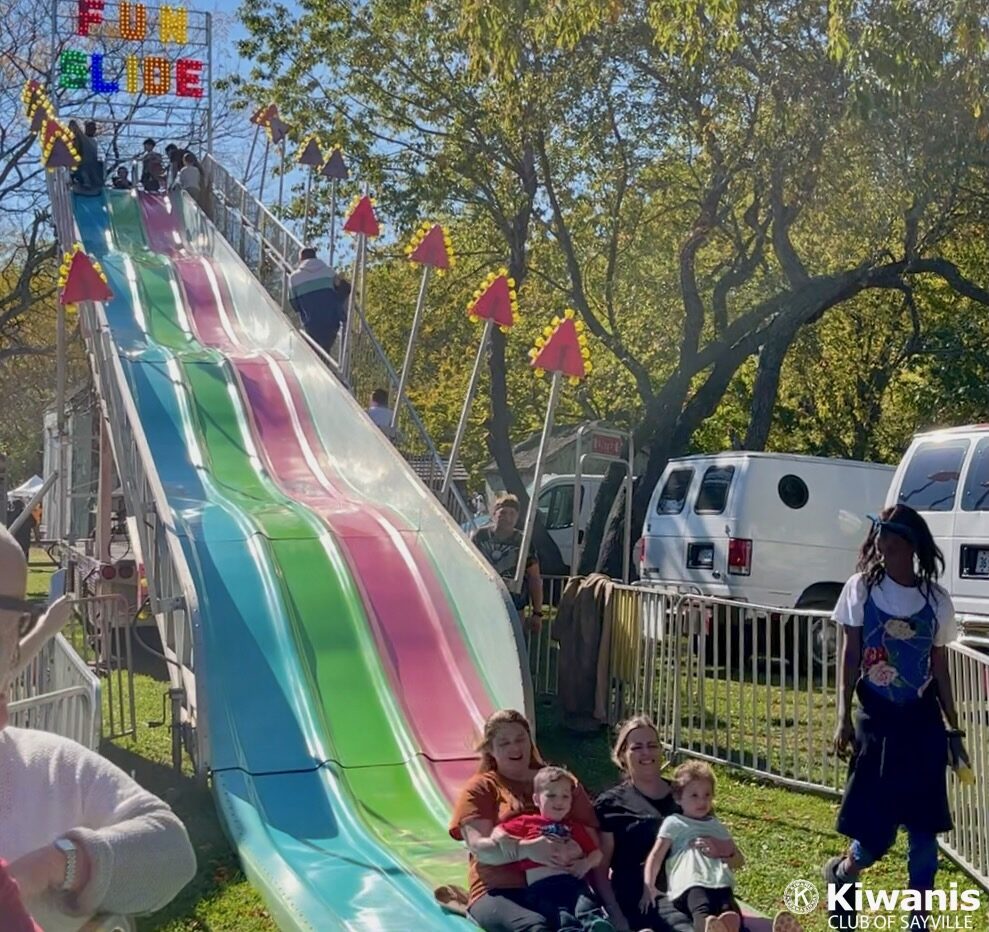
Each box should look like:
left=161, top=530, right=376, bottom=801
left=743, top=319, right=800, bottom=451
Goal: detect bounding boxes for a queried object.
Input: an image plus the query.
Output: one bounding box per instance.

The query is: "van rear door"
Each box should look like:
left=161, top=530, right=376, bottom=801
left=951, top=436, right=989, bottom=618
left=684, top=463, right=738, bottom=584
left=643, top=461, right=738, bottom=588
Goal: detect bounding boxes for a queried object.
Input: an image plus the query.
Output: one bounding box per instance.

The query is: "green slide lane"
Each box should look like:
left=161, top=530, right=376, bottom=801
left=104, top=200, right=466, bottom=889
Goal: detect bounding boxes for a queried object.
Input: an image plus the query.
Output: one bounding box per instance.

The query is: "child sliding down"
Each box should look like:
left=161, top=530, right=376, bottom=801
left=642, top=761, right=744, bottom=932
left=642, top=761, right=805, bottom=932
left=487, top=766, right=616, bottom=932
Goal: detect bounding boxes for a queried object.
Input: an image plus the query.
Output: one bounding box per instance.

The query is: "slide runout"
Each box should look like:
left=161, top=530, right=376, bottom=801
left=93, top=191, right=472, bottom=888
left=74, top=191, right=473, bottom=925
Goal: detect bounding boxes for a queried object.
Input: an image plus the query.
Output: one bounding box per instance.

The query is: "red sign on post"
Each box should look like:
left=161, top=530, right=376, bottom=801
left=592, top=433, right=623, bottom=458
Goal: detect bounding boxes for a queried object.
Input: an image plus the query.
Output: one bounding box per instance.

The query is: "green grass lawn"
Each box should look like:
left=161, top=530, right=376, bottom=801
left=23, top=553, right=989, bottom=930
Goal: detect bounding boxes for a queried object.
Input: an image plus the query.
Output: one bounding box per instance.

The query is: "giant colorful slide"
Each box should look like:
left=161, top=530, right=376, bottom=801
left=70, top=188, right=530, bottom=930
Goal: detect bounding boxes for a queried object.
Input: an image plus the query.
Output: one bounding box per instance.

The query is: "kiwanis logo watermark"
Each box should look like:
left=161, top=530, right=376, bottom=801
left=782, top=879, right=982, bottom=928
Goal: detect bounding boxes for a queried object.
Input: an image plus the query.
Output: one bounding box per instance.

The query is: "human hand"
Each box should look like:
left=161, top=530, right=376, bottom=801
left=524, top=834, right=579, bottom=868
left=7, top=847, right=63, bottom=899
left=833, top=717, right=856, bottom=759
left=566, top=856, right=593, bottom=878
left=639, top=883, right=660, bottom=912
left=490, top=825, right=507, bottom=843
left=693, top=836, right=734, bottom=859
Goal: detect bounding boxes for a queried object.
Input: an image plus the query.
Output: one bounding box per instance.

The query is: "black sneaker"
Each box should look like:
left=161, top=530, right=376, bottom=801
left=824, top=856, right=857, bottom=930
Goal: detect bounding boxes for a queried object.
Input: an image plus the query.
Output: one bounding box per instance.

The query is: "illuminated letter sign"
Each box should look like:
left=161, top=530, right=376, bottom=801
left=60, top=2, right=205, bottom=99
left=159, top=6, right=188, bottom=43
left=59, top=50, right=89, bottom=89
left=119, top=2, right=148, bottom=40
left=175, top=58, right=203, bottom=97
left=77, top=0, right=104, bottom=36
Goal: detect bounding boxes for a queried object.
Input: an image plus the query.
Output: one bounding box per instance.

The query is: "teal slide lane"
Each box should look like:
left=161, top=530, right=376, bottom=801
left=71, top=191, right=473, bottom=929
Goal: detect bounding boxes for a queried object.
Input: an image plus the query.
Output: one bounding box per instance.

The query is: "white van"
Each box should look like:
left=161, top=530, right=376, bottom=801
left=886, top=425, right=989, bottom=648
left=640, top=453, right=894, bottom=611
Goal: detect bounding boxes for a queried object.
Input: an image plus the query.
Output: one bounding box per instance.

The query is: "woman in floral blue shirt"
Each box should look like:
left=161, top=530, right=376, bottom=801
left=825, top=504, right=969, bottom=927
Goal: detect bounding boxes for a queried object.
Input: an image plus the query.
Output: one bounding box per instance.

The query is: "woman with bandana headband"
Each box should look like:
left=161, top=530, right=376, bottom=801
left=824, top=504, right=968, bottom=929
left=0, top=526, right=196, bottom=931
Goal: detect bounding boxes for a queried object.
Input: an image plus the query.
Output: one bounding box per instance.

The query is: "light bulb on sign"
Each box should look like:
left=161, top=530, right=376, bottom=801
left=125, top=55, right=138, bottom=93
left=159, top=6, right=188, bottom=43
left=59, top=50, right=89, bottom=89
left=176, top=59, right=203, bottom=98
left=143, top=56, right=170, bottom=95
left=118, top=2, right=147, bottom=40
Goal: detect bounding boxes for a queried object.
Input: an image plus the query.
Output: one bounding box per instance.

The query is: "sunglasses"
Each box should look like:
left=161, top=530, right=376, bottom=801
left=0, top=596, right=45, bottom=639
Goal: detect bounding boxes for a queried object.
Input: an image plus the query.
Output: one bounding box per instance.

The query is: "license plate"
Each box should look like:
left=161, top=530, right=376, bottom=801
left=961, top=545, right=989, bottom=578
left=687, top=543, right=714, bottom=569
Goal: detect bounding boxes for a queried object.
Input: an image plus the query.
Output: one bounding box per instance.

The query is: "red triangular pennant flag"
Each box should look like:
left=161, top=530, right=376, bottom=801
left=60, top=251, right=112, bottom=303
left=266, top=116, right=289, bottom=144
left=298, top=138, right=323, bottom=166
left=46, top=137, right=79, bottom=169
left=531, top=318, right=587, bottom=378
left=250, top=103, right=278, bottom=126
left=409, top=224, right=450, bottom=269
left=343, top=195, right=380, bottom=237
left=469, top=275, right=515, bottom=328
left=321, top=148, right=348, bottom=180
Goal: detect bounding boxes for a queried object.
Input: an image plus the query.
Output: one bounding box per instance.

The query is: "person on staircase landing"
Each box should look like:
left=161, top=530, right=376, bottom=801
left=367, top=389, right=402, bottom=443
left=136, top=138, right=162, bottom=191
left=472, top=493, right=545, bottom=630
left=824, top=504, right=968, bottom=930
left=288, top=248, right=352, bottom=358
left=171, top=152, right=202, bottom=201
left=68, top=121, right=102, bottom=194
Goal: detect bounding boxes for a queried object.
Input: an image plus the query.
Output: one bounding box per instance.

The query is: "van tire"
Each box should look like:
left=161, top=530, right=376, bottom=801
left=796, top=598, right=838, bottom=673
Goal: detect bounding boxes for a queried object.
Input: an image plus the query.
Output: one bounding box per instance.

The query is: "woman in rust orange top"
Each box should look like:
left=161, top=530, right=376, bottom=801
left=449, top=709, right=601, bottom=932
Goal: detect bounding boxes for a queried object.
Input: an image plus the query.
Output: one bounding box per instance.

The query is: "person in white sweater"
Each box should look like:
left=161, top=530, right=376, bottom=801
left=0, top=526, right=197, bottom=930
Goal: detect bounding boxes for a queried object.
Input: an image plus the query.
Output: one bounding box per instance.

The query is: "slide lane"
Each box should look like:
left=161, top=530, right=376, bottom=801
left=73, top=190, right=471, bottom=926
left=138, top=193, right=490, bottom=796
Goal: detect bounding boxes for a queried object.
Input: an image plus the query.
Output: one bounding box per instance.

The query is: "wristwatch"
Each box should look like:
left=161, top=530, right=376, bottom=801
left=53, top=836, right=78, bottom=892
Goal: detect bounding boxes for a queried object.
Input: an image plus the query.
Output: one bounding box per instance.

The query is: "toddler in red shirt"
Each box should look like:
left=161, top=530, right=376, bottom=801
left=493, top=766, right=616, bottom=932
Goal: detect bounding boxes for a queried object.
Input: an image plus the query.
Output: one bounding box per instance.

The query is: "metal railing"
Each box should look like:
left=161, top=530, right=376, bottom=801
left=202, top=154, right=477, bottom=528
left=943, top=641, right=989, bottom=890
left=62, top=590, right=136, bottom=742
left=8, top=633, right=102, bottom=751
left=605, top=582, right=989, bottom=890
left=48, top=169, right=206, bottom=773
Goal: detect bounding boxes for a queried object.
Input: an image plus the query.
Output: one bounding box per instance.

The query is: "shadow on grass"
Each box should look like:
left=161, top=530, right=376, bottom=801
left=100, top=649, right=272, bottom=930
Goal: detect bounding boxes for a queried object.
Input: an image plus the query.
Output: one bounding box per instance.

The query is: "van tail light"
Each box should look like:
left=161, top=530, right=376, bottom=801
left=634, top=537, right=644, bottom=567
left=727, top=537, right=752, bottom=576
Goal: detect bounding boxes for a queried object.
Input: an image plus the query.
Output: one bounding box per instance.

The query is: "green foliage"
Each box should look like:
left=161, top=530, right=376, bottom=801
left=232, top=0, right=989, bottom=531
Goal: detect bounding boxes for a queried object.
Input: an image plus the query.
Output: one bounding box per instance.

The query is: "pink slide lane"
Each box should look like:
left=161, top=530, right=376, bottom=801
left=137, top=194, right=492, bottom=802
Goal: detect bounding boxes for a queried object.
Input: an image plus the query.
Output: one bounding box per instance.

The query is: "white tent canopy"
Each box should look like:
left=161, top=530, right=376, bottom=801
left=8, top=475, right=44, bottom=501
